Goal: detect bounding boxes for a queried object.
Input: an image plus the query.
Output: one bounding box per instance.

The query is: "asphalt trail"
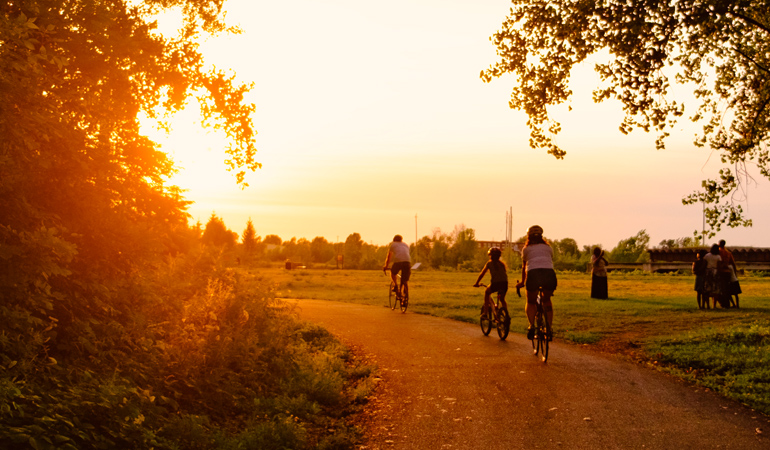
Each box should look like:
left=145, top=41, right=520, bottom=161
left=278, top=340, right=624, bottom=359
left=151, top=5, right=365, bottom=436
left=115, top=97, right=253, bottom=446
left=295, top=299, right=768, bottom=450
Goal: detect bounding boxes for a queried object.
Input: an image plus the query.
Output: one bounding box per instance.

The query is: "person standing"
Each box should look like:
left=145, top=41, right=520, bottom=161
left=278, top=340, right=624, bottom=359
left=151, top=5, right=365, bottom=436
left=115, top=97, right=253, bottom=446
left=718, top=239, right=739, bottom=308
left=590, top=247, right=609, bottom=299
left=703, top=244, right=723, bottom=309
left=383, top=235, right=412, bottom=301
left=515, top=225, right=556, bottom=341
left=692, top=249, right=708, bottom=309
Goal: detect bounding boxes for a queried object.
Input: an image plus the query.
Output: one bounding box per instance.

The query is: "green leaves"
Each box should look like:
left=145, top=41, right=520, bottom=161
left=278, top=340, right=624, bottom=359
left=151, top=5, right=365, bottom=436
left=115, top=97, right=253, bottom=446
left=483, top=0, right=770, bottom=230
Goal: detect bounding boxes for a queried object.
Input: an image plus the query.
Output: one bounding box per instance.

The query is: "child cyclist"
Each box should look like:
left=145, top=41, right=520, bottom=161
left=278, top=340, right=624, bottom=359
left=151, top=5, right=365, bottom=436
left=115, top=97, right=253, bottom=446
left=473, top=247, right=509, bottom=319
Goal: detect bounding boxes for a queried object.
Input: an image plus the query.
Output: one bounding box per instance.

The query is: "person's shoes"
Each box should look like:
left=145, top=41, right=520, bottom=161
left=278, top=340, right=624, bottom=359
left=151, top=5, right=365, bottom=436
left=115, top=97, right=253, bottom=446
left=527, top=327, right=535, bottom=340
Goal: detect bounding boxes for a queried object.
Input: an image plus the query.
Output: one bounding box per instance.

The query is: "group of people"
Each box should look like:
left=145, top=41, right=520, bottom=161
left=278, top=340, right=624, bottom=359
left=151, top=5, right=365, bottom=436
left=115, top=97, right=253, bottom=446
left=385, top=225, right=558, bottom=341
left=384, top=228, right=745, bottom=343
left=693, top=240, right=741, bottom=309
left=471, top=224, right=557, bottom=340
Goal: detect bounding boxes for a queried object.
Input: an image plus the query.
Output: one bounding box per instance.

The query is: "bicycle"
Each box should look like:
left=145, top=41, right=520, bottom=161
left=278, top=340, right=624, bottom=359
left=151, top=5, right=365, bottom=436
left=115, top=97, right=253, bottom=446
left=476, top=284, right=510, bottom=340
left=517, top=282, right=550, bottom=362
left=384, top=268, right=408, bottom=313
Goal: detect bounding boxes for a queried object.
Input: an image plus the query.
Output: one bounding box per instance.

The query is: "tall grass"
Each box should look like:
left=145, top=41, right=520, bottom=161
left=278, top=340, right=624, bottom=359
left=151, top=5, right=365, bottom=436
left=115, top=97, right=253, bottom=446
left=256, top=266, right=770, bottom=415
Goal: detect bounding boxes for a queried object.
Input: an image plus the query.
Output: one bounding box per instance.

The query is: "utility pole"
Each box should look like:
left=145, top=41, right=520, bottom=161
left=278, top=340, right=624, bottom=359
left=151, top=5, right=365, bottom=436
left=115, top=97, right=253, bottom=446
left=415, top=214, right=418, bottom=262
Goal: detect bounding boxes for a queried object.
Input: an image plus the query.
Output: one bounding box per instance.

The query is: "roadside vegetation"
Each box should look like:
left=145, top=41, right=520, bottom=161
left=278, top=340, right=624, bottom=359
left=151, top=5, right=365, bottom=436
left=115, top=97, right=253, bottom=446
left=260, top=267, right=770, bottom=416
left=1, top=246, right=377, bottom=449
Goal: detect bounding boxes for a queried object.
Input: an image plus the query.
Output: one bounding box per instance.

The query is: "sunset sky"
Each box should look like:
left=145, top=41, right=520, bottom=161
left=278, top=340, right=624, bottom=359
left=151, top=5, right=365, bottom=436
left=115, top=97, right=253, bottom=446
left=149, top=0, right=770, bottom=249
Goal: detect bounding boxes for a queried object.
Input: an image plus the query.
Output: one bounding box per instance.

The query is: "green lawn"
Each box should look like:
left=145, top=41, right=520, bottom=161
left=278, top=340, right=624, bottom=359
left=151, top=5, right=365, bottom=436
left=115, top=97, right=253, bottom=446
left=243, top=266, right=770, bottom=415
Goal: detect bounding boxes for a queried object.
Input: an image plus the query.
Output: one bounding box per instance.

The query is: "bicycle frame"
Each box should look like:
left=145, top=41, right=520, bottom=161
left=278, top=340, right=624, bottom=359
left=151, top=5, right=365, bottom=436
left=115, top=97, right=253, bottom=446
left=517, top=282, right=550, bottom=362
left=476, top=283, right=510, bottom=340
left=384, top=267, right=408, bottom=313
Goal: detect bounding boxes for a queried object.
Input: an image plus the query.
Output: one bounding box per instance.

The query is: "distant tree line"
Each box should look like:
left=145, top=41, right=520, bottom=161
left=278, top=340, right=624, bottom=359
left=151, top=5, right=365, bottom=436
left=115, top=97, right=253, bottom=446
left=204, top=215, right=701, bottom=271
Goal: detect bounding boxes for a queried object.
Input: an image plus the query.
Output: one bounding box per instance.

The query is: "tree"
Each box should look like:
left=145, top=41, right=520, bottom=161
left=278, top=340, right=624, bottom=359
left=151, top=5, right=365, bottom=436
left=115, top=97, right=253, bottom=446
left=482, top=0, right=769, bottom=235
left=428, top=228, right=451, bottom=269
left=658, top=236, right=700, bottom=249
left=263, top=234, right=282, bottom=246
left=310, top=236, right=334, bottom=264
left=610, top=230, right=651, bottom=263
left=241, top=218, right=259, bottom=256
left=1, top=0, right=258, bottom=366
left=0, top=1, right=259, bottom=443
left=344, top=233, right=364, bottom=268
left=201, top=213, right=237, bottom=247
left=448, top=225, right=478, bottom=269
left=553, top=238, right=580, bottom=257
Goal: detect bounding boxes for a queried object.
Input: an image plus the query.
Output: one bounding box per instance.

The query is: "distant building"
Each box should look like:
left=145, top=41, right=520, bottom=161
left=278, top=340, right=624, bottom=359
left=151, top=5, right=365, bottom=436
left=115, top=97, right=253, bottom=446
left=476, top=240, right=521, bottom=252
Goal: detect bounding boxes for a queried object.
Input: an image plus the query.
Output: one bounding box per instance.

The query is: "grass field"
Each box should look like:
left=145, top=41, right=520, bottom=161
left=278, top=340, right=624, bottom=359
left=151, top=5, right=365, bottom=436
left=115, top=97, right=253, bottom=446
left=244, top=267, right=770, bottom=415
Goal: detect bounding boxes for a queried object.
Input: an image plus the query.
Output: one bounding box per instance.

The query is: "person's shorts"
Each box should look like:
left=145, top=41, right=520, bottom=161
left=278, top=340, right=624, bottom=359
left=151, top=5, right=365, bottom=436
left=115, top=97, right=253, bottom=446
left=391, top=261, right=411, bottom=282
left=486, top=281, right=508, bottom=296
left=526, top=268, right=557, bottom=294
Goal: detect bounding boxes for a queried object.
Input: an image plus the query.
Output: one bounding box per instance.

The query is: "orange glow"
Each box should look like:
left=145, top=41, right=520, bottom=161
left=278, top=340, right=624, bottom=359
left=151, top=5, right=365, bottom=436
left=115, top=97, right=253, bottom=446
left=143, top=0, right=770, bottom=248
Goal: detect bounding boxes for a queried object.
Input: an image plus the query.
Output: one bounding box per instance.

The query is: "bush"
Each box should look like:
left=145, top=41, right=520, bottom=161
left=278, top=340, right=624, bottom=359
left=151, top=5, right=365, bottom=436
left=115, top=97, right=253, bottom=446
left=0, top=249, right=375, bottom=450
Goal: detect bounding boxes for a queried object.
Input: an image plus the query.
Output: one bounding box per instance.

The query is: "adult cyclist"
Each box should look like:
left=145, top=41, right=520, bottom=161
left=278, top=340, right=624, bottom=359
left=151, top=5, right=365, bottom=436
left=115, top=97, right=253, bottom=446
left=515, top=225, right=556, bottom=341
left=383, top=234, right=411, bottom=300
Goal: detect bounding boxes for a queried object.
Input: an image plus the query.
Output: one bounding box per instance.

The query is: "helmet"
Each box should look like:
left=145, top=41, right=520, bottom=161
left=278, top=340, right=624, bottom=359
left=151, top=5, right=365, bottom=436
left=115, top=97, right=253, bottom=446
left=527, top=225, right=544, bottom=236
left=488, top=247, right=502, bottom=258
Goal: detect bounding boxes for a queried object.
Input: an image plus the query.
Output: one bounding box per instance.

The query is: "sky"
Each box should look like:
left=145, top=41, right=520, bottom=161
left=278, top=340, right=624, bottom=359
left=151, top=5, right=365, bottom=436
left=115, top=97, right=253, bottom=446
left=147, top=0, right=770, bottom=249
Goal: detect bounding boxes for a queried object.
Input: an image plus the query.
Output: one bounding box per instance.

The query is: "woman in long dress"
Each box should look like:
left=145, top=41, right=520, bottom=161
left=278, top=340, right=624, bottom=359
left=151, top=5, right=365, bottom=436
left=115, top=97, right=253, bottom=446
left=590, top=247, right=609, bottom=299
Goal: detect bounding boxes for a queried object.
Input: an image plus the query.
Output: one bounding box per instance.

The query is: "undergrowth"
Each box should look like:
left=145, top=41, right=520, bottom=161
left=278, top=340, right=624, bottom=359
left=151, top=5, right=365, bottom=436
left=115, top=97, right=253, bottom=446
left=0, top=247, right=377, bottom=449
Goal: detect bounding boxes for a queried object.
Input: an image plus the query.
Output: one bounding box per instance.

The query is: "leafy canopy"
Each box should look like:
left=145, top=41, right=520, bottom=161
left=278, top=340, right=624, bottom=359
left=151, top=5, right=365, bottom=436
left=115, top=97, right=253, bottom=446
left=0, top=0, right=258, bottom=403
left=482, top=0, right=770, bottom=236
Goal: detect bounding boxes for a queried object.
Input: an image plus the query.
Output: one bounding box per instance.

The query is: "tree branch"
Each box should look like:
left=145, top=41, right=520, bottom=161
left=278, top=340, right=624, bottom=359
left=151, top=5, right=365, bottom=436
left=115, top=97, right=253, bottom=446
left=733, top=45, right=770, bottom=74
left=728, top=10, right=770, bottom=35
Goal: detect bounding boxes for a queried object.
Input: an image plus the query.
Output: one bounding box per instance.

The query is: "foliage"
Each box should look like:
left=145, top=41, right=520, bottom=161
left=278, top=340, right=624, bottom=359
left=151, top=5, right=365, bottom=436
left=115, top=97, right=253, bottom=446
left=0, top=1, right=375, bottom=448
left=0, top=250, right=374, bottom=449
left=241, top=218, right=260, bottom=257
left=658, top=236, right=701, bottom=249
left=1, top=0, right=258, bottom=412
left=609, top=229, right=651, bottom=263
left=201, top=213, right=238, bottom=247
left=343, top=233, right=364, bottom=268
left=481, top=0, right=770, bottom=234
left=311, top=236, right=335, bottom=264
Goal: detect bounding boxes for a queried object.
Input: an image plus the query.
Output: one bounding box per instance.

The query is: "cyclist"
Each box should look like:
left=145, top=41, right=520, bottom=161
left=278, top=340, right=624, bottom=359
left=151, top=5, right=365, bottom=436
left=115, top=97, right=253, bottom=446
left=473, top=247, right=509, bottom=318
left=515, top=225, right=556, bottom=341
left=383, top=234, right=411, bottom=300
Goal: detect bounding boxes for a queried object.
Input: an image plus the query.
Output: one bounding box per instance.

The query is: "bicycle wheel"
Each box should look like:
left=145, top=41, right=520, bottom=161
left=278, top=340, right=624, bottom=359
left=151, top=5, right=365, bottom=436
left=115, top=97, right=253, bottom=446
left=479, top=306, right=492, bottom=336
left=536, top=318, right=548, bottom=363
left=540, top=325, right=550, bottom=362
left=496, top=308, right=509, bottom=340
left=531, top=310, right=540, bottom=355
left=400, top=291, right=408, bottom=313
left=389, top=281, right=397, bottom=310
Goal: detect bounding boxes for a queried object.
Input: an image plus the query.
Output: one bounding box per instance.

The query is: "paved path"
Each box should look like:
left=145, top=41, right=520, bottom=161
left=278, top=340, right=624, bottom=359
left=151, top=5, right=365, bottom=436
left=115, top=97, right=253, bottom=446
left=295, top=299, right=768, bottom=450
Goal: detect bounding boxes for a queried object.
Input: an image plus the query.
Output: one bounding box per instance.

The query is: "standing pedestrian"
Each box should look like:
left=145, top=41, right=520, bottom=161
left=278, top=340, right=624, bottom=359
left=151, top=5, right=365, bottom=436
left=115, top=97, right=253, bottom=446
left=590, top=247, right=609, bottom=299
left=719, top=240, right=739, bottom=308
left=703, top=244, right=722, bottom=309
left=692, top=249, right=708, bottom=309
